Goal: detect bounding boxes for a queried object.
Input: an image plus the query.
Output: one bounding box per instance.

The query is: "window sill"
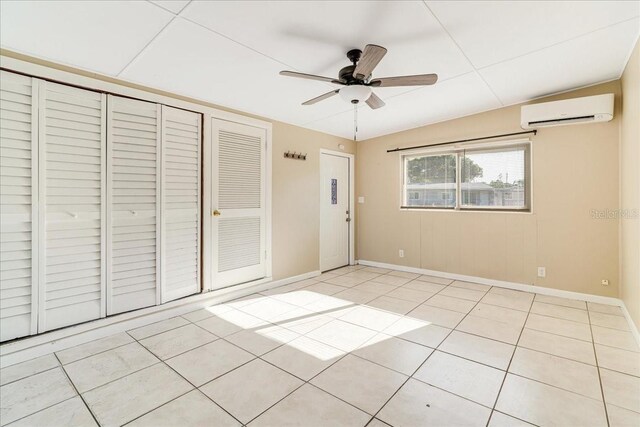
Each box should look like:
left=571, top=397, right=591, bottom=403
left=400, top=206, right=532, bottom=214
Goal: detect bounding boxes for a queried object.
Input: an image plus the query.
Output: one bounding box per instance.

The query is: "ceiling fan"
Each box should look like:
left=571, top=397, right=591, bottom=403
left=279, top=44, right=438, bottom=110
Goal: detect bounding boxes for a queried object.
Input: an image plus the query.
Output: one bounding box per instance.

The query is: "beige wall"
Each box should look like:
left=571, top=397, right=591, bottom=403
left=356, top=81, right=622, bottom=297
left=621, top=40, right=640, bottom=328
left=271, top=124, right=354, bottom=279
left=0, top=50, right=355, bottom=284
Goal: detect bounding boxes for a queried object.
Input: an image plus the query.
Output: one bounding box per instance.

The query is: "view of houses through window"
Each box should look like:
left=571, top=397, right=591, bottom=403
left=403, top=143, right=529, bottom=210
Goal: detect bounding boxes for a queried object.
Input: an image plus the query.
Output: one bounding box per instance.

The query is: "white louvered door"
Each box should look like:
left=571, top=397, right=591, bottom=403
left=161, top=106, right=201, bottom=303
left=38, top=81, right=106, bottom=332
left=107, top=96, right=160, bottom=314
left=212, top=119, right=266, bottom=289
left=0, top=71, right=38, bottom=341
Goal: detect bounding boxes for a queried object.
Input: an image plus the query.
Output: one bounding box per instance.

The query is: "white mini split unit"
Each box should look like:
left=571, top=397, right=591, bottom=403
left=521, top=93, right=614, bottom=129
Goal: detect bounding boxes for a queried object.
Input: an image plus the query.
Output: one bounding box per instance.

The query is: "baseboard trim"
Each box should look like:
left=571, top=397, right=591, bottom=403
left=357, top=259, right=640, bottom=347
left=620, top=302, right=640, bottom=349
left=358, top=259, right=621, bottom=305
left=0, top=271, right=320, bottom=368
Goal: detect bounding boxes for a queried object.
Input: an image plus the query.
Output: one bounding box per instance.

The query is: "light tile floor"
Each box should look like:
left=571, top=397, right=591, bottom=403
left=1, top=265, right=639, bottom=426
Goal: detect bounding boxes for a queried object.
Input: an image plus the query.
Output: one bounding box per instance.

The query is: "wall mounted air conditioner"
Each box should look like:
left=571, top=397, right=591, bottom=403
left=521, top=93, right=614, bottom=129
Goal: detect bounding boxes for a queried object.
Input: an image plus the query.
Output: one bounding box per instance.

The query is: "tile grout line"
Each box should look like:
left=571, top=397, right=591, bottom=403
left=587, top=308, right=611, bottom=427
left=1, top=394, right=80, bottom=426
left=0, top=364, right=59, bottom=388
left=55, top=338, right=136, bottom=367
left=133, top=286, right=624, bottom=424
left=6, top=269, right=635, bottom=426
left=128, top=316, right=193, bottom=341
left=54, top=353, right=102, bottom=427
left=238, top=351, right=354, bottom=425
left=484, top=294, right=534, bottom=427
left=119, top=388, right=197, bottom=427
left=366, top=282, right=494, bottom=425
left=225, top=270, right=456, bottom=425
left=121, top=331, right=247, bottom=426
left=3, top=279, right=629, bottom=401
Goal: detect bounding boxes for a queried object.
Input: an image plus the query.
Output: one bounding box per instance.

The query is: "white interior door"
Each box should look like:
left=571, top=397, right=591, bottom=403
left=0, top=71, right=38, bottom=341
left=160, top=106, right=201, bottom=303
left=320, top=152, right=350, bottom=271
left=106, top=95, right=160, bottom=314
left=38, top=81, right=106, bottom=332
left=212, top=119, right=266, bottom=289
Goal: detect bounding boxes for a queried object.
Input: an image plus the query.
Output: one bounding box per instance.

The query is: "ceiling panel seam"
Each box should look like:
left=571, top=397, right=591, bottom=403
left=146, top=0, right=192, bottom=16
left=617, top=26, right=640, bottom=78
left=179, top=16, right=300, bottom=73
left=421, top=0, right=504, bottom=106
left=116, top=13, right=181, bottom=77
left=177, top=14, right=339, bottom=99
left=475, top=15, right=640, bottom=71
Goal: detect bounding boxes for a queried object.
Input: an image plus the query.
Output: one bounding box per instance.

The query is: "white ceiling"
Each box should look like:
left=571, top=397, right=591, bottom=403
left=1, top=1, right=638, bottom=140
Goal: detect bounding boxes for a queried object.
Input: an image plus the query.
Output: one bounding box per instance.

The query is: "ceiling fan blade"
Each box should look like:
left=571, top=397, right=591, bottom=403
left=302, top=89, right=340, bottom=105
left=353, top=44, right=387, bottom=79
left=365, top=92, right=385, bottom=109
left=280, top=70, right=344, bottom=85
left=369, top=73, right=438, bottom=87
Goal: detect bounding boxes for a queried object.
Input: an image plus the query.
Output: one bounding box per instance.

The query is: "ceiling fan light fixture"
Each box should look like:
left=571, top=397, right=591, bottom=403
left=339, top=85, right=372, bottom=104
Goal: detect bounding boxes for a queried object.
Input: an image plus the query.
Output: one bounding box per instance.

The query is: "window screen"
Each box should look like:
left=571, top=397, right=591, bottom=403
left=461, top=147, right=527, bottom=209
left=404, top=154, right=456, bottom=208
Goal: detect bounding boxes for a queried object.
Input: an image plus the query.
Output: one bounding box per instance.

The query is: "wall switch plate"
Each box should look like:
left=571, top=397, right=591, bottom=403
left=601, top=279, right=609, bottom=286
left=537, top=267, right=546, bottom=278
left=399, top=249, right=404, bottom=258
left=358, top=196, right=365, bottom=204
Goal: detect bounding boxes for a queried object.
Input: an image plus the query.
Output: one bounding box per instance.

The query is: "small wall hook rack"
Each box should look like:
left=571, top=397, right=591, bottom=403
left=284, top=151, right=307, bottom=161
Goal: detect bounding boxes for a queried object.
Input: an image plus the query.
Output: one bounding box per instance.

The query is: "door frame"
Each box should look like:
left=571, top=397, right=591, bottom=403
left=319, top=149, right=355, bottom=269
left=203, top=114, right=273, bottom=292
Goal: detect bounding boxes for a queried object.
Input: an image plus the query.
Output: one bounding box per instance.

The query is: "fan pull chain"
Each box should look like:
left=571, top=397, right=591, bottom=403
left=353, top=103, right=358, bottom=141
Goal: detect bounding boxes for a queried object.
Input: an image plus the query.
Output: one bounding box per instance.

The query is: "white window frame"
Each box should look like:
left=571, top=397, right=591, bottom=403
left=400, top=139, right=532, bottom=212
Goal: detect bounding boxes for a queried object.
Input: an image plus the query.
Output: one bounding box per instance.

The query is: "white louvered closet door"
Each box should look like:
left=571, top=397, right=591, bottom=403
left=107, top=96, right=160, bottom=314
left=0, top=71, right=38, bottom=341
left=39, top=81, right=106, bottom=332
left=212, top=119, right=266, bottom=289
left=161, top=106, right=201, bottom=303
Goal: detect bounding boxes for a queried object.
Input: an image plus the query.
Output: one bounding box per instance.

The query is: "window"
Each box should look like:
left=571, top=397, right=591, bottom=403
left=404, top=154, right=456, bottom=208
left=402, top=142, right=530, bottom=211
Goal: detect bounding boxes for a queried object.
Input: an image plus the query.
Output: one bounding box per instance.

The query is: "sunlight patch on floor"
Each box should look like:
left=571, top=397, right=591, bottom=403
left=203, top=290, right=433, bottom=361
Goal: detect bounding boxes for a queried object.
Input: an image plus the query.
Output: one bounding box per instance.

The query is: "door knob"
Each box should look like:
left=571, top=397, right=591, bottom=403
left=212, top=210, right=221, bottom=216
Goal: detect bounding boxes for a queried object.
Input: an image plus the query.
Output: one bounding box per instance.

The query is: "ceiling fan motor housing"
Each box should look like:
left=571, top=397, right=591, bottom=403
left=346, top=49, right=362, bottom=64
left=339, top=65, right=360, bottom=84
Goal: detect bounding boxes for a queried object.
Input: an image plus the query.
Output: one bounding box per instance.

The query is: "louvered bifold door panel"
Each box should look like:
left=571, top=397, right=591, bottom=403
left=212, top=119, right=266, bottom=290
left=161, top=106, right=201, bottom=303
left=0, top=71, right=38, bottom=341
left=107, top=96, right=160, bottom=314
left=39, top=81, right=106, bottom=332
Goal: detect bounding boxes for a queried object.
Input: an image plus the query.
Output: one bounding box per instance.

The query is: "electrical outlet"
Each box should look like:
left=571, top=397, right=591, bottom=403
left=358, top=196, right=365, bottom=204
left=399, top=249, right=404, bottom=258
left=601, top=279, right=609, bottom=286
left=537, top=267, right=546, bottom=278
